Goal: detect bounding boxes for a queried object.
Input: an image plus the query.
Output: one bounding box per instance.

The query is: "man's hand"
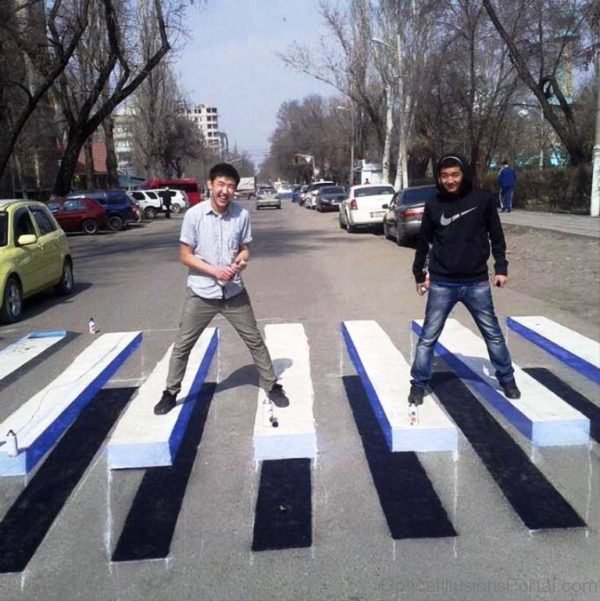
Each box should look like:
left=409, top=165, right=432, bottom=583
left=214, top=266, right=237, bottom=282
left=494, top=275, right=508, bottom=288
left=416, top=275, right=430, bottom=296
left=232, top=257, right=248, bottom=274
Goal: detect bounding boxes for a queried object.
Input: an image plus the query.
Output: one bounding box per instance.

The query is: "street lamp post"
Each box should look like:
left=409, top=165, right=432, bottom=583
left=336, top=105, right=354, bottom=187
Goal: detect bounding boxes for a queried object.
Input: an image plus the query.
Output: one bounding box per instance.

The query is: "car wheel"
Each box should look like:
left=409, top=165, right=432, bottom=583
left=144, top=207, right=156, bottom=220
left=383, top=220, right=393, bottom=240
left=171, top=204, right=182, bottom=214
left=0, top=277, right=23, bottom=323
left=108, top=215, right=124, bottom=231
left=82, top=218, right=99, bottom=235
left=339, top=213, right=346, bottom=229
left=55, top=259, right=75, bottom=295
left=347, top=221, right=357, bottom=233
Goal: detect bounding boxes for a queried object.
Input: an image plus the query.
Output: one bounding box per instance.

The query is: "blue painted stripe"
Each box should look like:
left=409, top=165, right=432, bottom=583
left=507, top=317, right=600, bottom=385
left=28, top=330, right=67, bottom=339
left=11, top=333, right=142, bottom=476
left=168, top=329, right=219, bottom=462
left=411, top=321, right=533, bottom=441
left=341, top=323, right=393, bottom=450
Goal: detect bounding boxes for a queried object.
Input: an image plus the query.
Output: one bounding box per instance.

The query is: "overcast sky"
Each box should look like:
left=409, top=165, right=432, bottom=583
left=175, top=0, right=336, bottom=166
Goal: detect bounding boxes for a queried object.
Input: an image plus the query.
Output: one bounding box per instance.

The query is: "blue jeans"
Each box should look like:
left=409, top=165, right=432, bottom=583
left=411, top=282, right=514, bottom=389
left=500, top=187, right=513, bottom=211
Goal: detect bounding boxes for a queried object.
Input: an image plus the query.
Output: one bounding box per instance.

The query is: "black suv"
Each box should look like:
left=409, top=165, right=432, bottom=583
left=66, top=189, right=138, bottom=231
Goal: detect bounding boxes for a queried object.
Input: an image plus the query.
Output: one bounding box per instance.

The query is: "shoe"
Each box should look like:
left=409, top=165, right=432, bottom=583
left=501, top=379, right=521, bottom=399
left=268, top=383, right=290, bottom=408
left=408, top=384, right=425, bottom=406
left=154, top=390, right=177, bottom=415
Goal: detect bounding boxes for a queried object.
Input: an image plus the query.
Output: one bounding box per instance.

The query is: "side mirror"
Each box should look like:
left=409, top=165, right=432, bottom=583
left=17, top=234, right=37, bottom=246
left=382, top=204, right=389, bottom=209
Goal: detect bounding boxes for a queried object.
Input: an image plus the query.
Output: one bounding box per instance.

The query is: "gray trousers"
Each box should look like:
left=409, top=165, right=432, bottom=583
left=165, top=288, right=276, bottom=395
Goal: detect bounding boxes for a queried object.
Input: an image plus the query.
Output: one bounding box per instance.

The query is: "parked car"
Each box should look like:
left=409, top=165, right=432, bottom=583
left=315, top=185, right=346, bottom=212
left=128, top=189, right=188, bottom=219
left=66, top=189, right=138, bottom=230
left=339, top=184, right=396, bottom=232
left=382, top=184, right=438, bottom=245
left=47, top=197, right=106, bottom=235
left=304, top=180, right=336, bottom=209
left=0, top=199, right=74, bottom=323
left=255, top=187, right=281, bottom=210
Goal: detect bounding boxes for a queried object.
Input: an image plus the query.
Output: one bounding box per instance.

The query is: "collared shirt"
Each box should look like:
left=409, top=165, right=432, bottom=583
left=180, top=200, right=252, bottom=299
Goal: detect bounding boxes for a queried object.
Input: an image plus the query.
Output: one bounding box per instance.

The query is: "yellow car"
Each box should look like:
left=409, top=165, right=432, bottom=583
left=0, top=199, right=74, bottom=323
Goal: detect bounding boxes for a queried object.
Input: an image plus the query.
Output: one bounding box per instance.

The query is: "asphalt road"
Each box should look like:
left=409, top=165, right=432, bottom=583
left=0, top=202, right=599, bottom=601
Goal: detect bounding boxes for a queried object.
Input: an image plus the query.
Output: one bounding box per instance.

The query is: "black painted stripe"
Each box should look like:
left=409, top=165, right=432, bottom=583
left=430, top=372, right=585, bottom=530
left=111, top=382, right=216, bottom=562
left=252, top=458, right=312, bottom=551
left=524, top=367, right=600, bottom=443
left=0, top=387, right=134, bottom=573
left=342, top=376, right=457, bottom=540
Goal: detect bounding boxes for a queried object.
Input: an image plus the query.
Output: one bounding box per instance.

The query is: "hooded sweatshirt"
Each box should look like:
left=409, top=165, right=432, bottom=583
left=412, top=154, right=508, bottom=284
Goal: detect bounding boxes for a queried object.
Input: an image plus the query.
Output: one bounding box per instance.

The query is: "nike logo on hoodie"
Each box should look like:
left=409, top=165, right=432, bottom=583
left=440, top=206, right=477, bottom=226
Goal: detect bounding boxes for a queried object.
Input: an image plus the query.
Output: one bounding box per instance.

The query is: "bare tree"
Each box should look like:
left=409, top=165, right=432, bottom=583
left=50, top=0, right=184, bottom=195
left=0, top=0, right=90, bottom=187
left=482, top=0, right=594, bottom=165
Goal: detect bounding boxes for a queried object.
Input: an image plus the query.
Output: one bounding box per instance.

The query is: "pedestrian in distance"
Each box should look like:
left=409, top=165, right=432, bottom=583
left=159, top=187, right=174, bottom=219
left=408, top=153, right=520, bottom=409
left=154, top=162, right=289, bottom=415
left=497, top=160, right=517, bottom=212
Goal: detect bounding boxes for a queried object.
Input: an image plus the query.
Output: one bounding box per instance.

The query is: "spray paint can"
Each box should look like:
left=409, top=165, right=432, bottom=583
left=6, top=430, right=18, bottom=457
left=88, top=318, right=97, bottom=334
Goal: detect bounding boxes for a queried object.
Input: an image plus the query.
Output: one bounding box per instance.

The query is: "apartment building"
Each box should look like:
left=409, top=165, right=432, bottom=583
left=180, top=104, right=222, bottom=153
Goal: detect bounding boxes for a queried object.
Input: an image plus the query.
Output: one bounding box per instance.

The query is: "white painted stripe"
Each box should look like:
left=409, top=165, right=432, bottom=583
left=0, top=331, right=67, bottom=381
left=253, top=324, right=317, bottom=461
left=0, top=332, right=141, bottom=476
left=414, top=318, right=590, bottom=446
left=107, top=328, right=219, bottom=469
left=508, top=315, right=600, bottom=369
left=343, top=320, right=457, bottom=452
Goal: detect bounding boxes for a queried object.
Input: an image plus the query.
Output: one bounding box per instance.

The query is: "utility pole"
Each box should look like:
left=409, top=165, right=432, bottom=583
left=591, top=47, right=600, bottom=217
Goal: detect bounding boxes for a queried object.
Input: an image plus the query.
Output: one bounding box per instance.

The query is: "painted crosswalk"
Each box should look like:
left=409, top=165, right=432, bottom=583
left=0, top=316, right=597, bottom=572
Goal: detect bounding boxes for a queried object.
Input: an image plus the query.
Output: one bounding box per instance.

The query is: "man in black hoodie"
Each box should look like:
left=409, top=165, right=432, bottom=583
left=408, top=154, right=520, bottom=407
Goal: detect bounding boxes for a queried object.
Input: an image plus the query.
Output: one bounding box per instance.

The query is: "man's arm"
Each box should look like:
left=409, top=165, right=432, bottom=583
left=486, top=196, right=508, bottom=286
left=412, top=204, right=434, bottom=287
left=233, top=243, right=250, bottom=273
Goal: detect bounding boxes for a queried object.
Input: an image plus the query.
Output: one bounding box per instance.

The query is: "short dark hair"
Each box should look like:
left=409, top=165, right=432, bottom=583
left=209, top=163, right=240, bottom=185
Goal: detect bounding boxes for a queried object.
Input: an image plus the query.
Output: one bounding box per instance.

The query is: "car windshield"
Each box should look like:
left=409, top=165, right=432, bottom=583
left=402, top=187, right=438, bottom=205
left=355, top=186, right=394, bottom=197
left=0, top=214, right=6, bottom=247
left=321, top=186, right=345, bottom=194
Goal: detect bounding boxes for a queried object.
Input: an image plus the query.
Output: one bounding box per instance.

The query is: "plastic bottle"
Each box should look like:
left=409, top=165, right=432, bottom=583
left=88, top=318, right=97, bottom=334
left=6, top=430, right=18, bottom=457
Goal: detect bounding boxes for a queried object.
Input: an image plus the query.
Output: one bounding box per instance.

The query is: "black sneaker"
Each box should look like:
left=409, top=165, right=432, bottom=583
left=154, top=390, right=177, bottom=415
left=501, top=379, right=521, bottom=399
left=408, top=384, right=425, bottom=406
left=268, top=383, right=290, bottom=408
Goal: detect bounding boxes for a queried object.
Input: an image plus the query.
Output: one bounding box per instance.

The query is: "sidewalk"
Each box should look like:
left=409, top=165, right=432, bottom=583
left=499, top=209, right=600, bottom=239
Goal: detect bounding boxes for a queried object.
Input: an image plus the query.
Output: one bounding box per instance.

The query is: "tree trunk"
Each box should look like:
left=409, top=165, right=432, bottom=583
left=102, top=116, right=119, bottom=187
left=382, top=83, right=393, bottom=183
left=83, top=137, right=94, bottom=189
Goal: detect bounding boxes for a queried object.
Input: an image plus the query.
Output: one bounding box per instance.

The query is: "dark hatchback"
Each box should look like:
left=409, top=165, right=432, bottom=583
left=66, top=189, right=138, bottom=231
left=315, top=185, right=346, bottom=212
left=383, top=184, right=438, bottom=245
left=47, top=197, right=106, bottom=235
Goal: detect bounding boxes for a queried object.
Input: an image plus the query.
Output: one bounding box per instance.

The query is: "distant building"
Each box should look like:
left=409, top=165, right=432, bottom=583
left=113, top=109, right=136, bottom=174
left=180, top=104, right=222, bottom=153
